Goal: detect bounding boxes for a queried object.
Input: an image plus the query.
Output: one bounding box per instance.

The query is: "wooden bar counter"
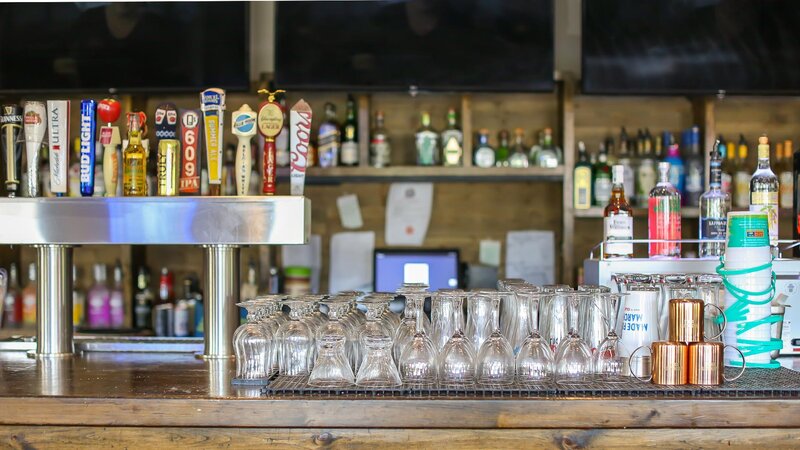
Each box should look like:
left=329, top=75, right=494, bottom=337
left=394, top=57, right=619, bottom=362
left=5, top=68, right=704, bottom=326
left=1, top=352, right=799, bottom=448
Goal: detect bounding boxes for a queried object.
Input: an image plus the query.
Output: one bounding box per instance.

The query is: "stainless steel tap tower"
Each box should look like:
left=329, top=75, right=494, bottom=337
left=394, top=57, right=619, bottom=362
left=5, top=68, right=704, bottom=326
left=0, top=196, right=310, bottom=359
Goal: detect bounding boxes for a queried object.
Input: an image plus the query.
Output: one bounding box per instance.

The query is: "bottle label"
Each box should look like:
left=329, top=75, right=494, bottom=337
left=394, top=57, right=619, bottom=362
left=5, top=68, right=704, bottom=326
left=750, top=191, right=779, bottom=245
left=341, top=141, right=359, bottom=165
left=370, top=139, right=391, bottom=167
left=648, top=196, right=682, bottom=257
left=442, top=136, right=463, bottom=166
left=700, top=217, right=727, bottom=240
left=474, top=147, right=495, bottom=168
left=780, top=172, right=793, bottom=209
left=734, top=172, right=751, bottom=208
left=593, top=177, right=612, bottom=205
left=604, top=216, right=633, bottom=256
left=574, top=166, right=592, bottom=209
left=123, top=156, right=146, bottom=195
left=416, top=131, right=438, bottom=165
left=318, top=123, right=340, bottom=168
left=110, top=292, right=125, bottom=328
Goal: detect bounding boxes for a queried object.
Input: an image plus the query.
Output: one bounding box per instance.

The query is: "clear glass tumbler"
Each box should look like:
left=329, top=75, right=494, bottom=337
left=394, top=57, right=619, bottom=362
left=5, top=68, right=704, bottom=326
left=309, top=335, right=355, bottom=387
left=278, top=298, right=315, bottom=377
left=356, top=334, right=402, bottom=388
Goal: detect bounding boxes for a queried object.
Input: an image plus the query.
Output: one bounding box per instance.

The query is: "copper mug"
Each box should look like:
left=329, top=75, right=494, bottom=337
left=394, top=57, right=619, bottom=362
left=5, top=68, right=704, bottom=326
left=630, top=341, right=688, bottom=385
left=668, top=298, right=727, bottom=343
left=688, top=342, right=746, bottom=385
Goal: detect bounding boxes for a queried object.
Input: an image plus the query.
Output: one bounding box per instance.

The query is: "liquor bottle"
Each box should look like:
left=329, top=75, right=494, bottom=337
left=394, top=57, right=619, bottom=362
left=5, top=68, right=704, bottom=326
left=87, top=264, right=111, bottom=329
left=222, top=145, right=236, bottom=196
left=159, top=267, right=175, bottom=304
left=653, top=131, right=664, bottom=160
left=573, top=141, right=592, bottom=209
left=21, top=263, right=36, bottom=326
left=440, top=108, right=463, bottom=167
left=750, top=135, right=779, bottom=247
left=508, top=128, right=529, bottom=168
left=110, top=262, right=125, bottom=329
left=592, top=143, right=612, bottom=206
left=317, top=103, right=340, bottom=168
left=240, top=261, right=258, bottom=302
left=616, top=127, right=636, bottom=206
left=415, top=111, right=439, bottom=166
left=534, top=128, right=559, bottom=168
left=604, top=165, right=634, bottom=258
left=664, top=132, right=685, bottom=200
left=780, top=139, right=794, bottom=210
left=123, top=113, right=147, bottom=196
left=604, top=137, right=616, bottom=166
left=72, top=265, right=85, bottom=328
left=636, top=132, right=657, bottom=208
left=699, top=141, right=731, bottom=258
left=369, top=111, right=391, bottom=168
left=685, top=126, right=704, bottom=207
left=649, top=161, right=682, bottom=258
left=134, top=266, right=154, bottom=330
left=495, top=130, right=510, bottom=167
left=2, top=263, right=21, bottom=328
left=340, top=95, right=359, bottom=166
left=473, top=129, right=496, bottom=168
left=719, top=136, right=733, bottom=195
left=733, top=135, right=751, bottom=209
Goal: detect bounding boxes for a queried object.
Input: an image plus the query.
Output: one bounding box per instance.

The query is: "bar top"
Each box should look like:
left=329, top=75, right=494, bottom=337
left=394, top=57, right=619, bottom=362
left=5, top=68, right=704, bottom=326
left=1, top=352, right=800, bottom=429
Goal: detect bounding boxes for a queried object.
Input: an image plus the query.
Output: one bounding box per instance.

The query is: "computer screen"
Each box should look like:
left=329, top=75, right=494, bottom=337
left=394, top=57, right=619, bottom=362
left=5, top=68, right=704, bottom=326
left=374, top=249, right=459, bottom=292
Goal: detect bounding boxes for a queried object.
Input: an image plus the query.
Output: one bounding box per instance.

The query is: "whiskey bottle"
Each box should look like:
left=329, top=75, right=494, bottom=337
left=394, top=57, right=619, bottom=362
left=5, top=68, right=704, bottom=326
left=369, top=111, right=391, bottom=168
left=317, top=103, right=340, bottom=168
left=604, top=165, right=634, bottom=258
left=123, top=113, right=147, bottom=196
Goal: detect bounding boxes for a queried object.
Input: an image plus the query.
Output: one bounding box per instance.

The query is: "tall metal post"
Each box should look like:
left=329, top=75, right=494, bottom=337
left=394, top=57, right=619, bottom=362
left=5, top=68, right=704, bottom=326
left=34, top=245, right=73, bottom=358
left=202, top=245, right=240, bottom=359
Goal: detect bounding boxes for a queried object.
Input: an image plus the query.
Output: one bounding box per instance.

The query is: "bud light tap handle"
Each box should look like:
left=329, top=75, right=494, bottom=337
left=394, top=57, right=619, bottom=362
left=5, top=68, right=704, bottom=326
left=79, top=100, right=98, bottom=197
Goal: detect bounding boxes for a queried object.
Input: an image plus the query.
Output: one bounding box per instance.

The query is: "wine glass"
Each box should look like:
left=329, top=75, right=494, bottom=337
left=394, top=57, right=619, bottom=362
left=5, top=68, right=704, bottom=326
left=399, top=294, right=438, bottom=386
left=316, top=296, right=357, bottom=370
left=554, top=294, right=593, bottom=385
left=591, top=293, right=628, bottom=382
left=356, top=334, right=402, bottom=388
left=308, top=335, right=355, bottom=387
left=466, top=291, right=495, bottom=352
left=233, top=300, right=272, bottom=381
left=515, top=289, right=554, bottom=384
left=356, top=293, right=395, bottom=369
left=278, top=298, right=315, bottom=377
left=439, top=293, right=476, bottom=386
left=394, top=284, right=430, bottom=362
left=506, top=285, right=541, bottom=354
left=476, top=294, right=515, bottom=386
left=431, top=289, right=465, bottom=351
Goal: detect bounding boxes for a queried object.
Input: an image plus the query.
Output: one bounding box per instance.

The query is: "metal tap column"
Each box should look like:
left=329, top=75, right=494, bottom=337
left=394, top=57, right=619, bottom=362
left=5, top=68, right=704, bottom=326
left=34, top=245, right=73, bottom=358
left=202, top=245, right=240, bottom=358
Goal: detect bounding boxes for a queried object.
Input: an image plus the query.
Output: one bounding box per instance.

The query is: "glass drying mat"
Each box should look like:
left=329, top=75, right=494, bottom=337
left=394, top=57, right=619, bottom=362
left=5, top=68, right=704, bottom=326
left=258, top=367, right=800, bottom=398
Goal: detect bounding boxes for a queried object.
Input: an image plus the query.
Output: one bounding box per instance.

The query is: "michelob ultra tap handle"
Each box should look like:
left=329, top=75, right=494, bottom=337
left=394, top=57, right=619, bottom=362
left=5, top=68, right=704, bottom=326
left=257, top=89, right=285, bottom=195
left=98, top=98, right=121, bottom=197
left=231, top=104, right=257, bottom=196
left=1, top=105, right=23, bottom=197
left=47, top=100, right=70, bottom=197
left=23, top=101, right=46, bottom=198
left=200, top=88, right=226, bottom=196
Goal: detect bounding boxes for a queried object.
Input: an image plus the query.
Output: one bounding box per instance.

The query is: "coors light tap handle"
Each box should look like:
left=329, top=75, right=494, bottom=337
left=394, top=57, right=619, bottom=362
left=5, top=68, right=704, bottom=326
left=179, top=110, right=202, bottom=195
left=231, top=104, right=257, bottom=196
left=98, top=99, right=121, bottom=197
left=79, top=100, right=98, bottom=197
left=1, top=105, right=23, bottom=197
left=200, top=89, right=225, bottom=196
left=257, top=89, right=285, bottom=195
left=47, top=101, right=70, bottom=197
left=23, top=101, right=46, bottom=198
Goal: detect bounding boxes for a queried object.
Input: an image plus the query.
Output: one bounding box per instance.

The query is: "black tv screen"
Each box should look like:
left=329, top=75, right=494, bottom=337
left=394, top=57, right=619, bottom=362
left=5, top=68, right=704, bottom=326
left=0, top=2, right=249, bottom=93
left=582, top=0, right=800, bottom=95
left=275, top=0, right=554, bottom=92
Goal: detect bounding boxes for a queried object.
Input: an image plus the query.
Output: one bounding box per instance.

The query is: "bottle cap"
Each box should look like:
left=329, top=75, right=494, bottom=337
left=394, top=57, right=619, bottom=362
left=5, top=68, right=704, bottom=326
left=612, top=165, right=624, bottom=184
left=758, top=135, right=769, bottom=159
left=659, top=161, right=670, bottom=172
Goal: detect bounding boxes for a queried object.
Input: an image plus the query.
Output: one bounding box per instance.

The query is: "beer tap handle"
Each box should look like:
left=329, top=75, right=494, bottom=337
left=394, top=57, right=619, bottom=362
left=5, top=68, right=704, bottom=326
left=23, top=101, right=46, bottom=198
left=231, top=104, right=257, bottom=196
left=1, top=105, right=23, bottom=197
left=200, top=88, right=226, bottom=196
left=257, top=89, right=285, bottom=196
left=79, top=100, right=98, bottom=197
left=98, top=99, right=121, bottom=197
left=47, top=100, right=70, bottom=197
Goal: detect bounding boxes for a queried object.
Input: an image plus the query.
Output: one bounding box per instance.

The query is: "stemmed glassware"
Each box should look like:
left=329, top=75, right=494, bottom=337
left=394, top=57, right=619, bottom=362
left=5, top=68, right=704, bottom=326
left=438, top=292, right=476, bottom=386
left=278, top=298, right=315, bottom=377
left=399, top=294, right=438, bottom=385
left=356, top=293, right=395, bottom=369
left=431, top=289, right=465, bottom=351
left=356, top=334, right=402, bottom=388
left=515, top=289, right=554, bottom=384
left=506, top=285, right=540, bottom=354
left=475, top=294, right=515, bottom=385
left=393, top=284, right=430, bottom=362
left=466, top=291, right=496, bottom=352
left=553, top=293, right=593, bottom=385
left=233, top=300, right=272, bottom=381
left=591, top=293, right=628, bottom=382
left=316, top=296, right=358, bottom=371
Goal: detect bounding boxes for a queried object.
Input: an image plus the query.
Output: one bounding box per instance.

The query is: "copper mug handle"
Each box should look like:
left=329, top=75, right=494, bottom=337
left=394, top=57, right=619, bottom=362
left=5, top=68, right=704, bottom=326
left=704, top=303, right=727, bottom=341
left=723, top=345, right=746, bottom=382
left=628, top=345, right=652, bottom=382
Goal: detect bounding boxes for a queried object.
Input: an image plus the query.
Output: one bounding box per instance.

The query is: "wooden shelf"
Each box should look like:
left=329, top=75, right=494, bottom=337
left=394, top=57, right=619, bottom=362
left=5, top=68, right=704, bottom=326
left=574, top=207, right=700, bottom=219
left=277, top=166, right=565, bottom=184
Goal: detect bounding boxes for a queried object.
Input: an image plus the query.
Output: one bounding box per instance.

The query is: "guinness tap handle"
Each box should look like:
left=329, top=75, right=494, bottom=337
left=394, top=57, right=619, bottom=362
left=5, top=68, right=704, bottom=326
left=1, top=105, right=23, bottom=197
left=231, top=104, right=257, bottom=196
left=23, top=101, right=46, bottom=197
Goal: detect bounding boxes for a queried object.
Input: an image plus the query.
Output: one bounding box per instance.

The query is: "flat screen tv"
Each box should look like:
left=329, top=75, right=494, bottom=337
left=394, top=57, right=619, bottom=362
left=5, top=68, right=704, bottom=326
left=275, top=0, right=554, bottom=92
left=582, top=0, right=800, bottom=95
left=0, top=2, right=249, bottom=93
